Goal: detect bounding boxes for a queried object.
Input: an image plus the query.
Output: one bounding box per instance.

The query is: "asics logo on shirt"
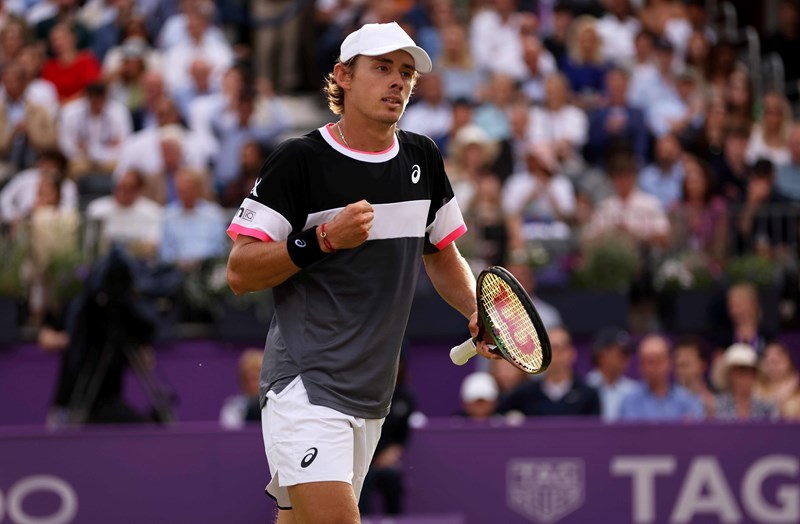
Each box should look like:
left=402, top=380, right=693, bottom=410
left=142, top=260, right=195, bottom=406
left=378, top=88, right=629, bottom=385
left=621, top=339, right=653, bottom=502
left=411, top=164, right=421, bottom=184
left=295, top=239, right=307, bottom=248
left=301, top=447, right=318, bottom=468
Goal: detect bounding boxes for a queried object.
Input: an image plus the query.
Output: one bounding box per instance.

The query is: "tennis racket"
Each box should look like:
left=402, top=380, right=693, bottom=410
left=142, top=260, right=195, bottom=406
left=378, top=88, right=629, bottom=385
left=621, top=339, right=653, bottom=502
left=450, top=266, right=551, bottom=374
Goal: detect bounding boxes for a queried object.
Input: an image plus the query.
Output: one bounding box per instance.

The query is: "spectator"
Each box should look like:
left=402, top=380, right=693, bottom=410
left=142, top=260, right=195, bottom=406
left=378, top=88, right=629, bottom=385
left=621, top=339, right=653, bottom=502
left=629, top=29, right=657, bottom=84
left=159, top=167, right=227, bottom=269
left=703, top=40, right=737, bottom=96
left=157, top=0, right=226, bottom=50
left=527, top=73, right=589, bottom=170
left=0, top=60, right=58, bottom=178
left=469, top=0, right=529, bottom=79
left=639, top=133, right=685, bottom=211
left=102, top=22, right=163, bottom=78
left=219, top=348, right=263, bottom=429
left=210, top=87, right=291, bottom=196
left=446, top=124, right=500, bottom=215
left=583, top=149, right=670, bottom=248
left=684, top=93, right=728, bottom=166
left=673, top=336, right=716, bottom=416
left=776, top=123, right=800, bottom=201
left=85, top=0, right=138, bottom=62
left=519, top=35, right=557, bottom=105
left=503, top=143, right=575, bottom=247
left=458, top=371, right=499, bottom=420
left=35, top=0, right=91, bottom=50
left=437, top=23, right=482, bottom=103
left=473, top=72, right=517, bottom=141
left=490, top=359, right=527, bottom=405
left=16, top=45, right=59, bottom=118
left=712, top=282, right=774, bottom=356
left=714, top=126, right=751, bottom=204
left=161, top=0, right=232, bottom=93
left=0, top=18, right=28, bottom=67
left=543, top=2, right=572, bottom=67
left=461, top=173, right=508, bottom=270
left=754, top=341, right=800, bottom=417
left=668, top=154, right=728, bottom=271
left=712, top=343, right=777, bottom=421
left=85, top=168, right=163, bottom=257
left=58, top=81, right=132, bottom=177
left=560, top=15, right=609, bottom=107
left=618, top=334, right=705, bottom=421
left=762, top=0, right=800, bottom=85
left=221, top=139, right=266, bottom=208
left=734, top=159, right=795, bottom=257
left=171, top=57, right=216, bottom=120
left=250, top=0, right=303, bottom=92
left=585, top=327, right=637, bottom=422
left=186, top=65, right=243, bottom=148
left=399, top=72, right=452, bottom=147
left=724, top=69, right=755, bottom=131
left=628, top=37, right=677, bottom=114
left=595, top=0, right=640, bottom=68
left=586, top=67, right=647, bottom=167
left=746, top=91, right=792, bottom=167
left=497, top=327, right=601, bottom=417
left=493, top=98, right=531, bottom=179
left=105, top=39, right=151, bottom=123
left=40, top=22, right=101, bottom=103
left=684, top=30, right=709, bottom=78
left=0, top=149, right=76, bottom=223
left=647, top=68, right=704, bottom=139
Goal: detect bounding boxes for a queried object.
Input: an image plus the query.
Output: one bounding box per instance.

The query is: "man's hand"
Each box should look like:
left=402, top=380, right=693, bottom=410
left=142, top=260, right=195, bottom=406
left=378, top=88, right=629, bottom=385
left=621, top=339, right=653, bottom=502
left=469, top=311, right=501, bottom=360
left=319, top=200, right=374, bottom=251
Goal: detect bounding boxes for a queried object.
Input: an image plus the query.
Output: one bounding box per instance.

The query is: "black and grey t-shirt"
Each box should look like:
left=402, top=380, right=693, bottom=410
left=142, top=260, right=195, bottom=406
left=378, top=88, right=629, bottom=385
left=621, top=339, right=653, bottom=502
left=227, top=125, right=466, bottom=419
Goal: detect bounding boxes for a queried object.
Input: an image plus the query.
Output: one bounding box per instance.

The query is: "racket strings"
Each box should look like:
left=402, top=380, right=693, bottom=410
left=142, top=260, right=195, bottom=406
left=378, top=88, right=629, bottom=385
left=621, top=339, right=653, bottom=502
left=480, top=274, right=543, bottom=373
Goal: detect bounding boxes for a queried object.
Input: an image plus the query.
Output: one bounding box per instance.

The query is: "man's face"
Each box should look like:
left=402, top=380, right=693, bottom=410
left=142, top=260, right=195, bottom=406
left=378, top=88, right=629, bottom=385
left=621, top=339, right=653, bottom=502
left=611, top=170, right=636, bottom=199
left=639, top=338, right=671, bottom=388
left=341, top=51, right=417, bottom=125
left=548, top=328, right=575, bottom=376
left=673, top=346, right=704, bottom=385
left=597, top=345, right=629, bottom=377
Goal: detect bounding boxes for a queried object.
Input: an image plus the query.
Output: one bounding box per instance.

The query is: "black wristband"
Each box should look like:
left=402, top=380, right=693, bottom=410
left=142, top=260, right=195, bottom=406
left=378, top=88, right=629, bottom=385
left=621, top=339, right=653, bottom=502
left=286, top=227, right=328, bottom=268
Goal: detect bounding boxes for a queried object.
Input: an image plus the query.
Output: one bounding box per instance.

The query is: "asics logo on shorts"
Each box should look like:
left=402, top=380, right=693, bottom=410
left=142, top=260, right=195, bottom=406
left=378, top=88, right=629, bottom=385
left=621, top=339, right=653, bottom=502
left=301, top=447, right=318, bottom=468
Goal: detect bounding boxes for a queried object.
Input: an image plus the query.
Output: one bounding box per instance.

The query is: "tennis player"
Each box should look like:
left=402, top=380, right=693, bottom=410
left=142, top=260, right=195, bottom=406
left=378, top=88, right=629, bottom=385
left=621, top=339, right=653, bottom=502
left=226, top=22, right=496, bottom=523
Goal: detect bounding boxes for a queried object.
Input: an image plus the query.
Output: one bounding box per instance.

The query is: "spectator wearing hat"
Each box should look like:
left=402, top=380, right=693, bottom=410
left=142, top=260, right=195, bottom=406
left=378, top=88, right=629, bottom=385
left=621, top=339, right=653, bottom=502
left=58, top=81, right=132, bottom=177
left=673, top=336, right=716, bottom=416
left=712, top=344, right=777, bottom=421
left=585, top=327, right=637, bottom=421
left=458, top=371, right=500, bottom=420
left=619, top=334, right=705, bottom=421
left=497, top=327, right=601, bottom=417
left=586, top=67, right=647, bottom=167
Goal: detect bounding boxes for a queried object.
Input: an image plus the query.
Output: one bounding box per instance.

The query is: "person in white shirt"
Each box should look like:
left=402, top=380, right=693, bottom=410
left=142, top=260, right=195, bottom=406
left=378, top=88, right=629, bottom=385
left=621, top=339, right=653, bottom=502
left=519, top=35, right=557, bottom=105
left=503, top=142, right=575, bottom=246
left=161, top=1, right=233, bottom=93
left=85, top=168, right=163, bottom=256
left=584, top=148, right=669, bottom=247
left=16, top=45, right=59, bottom=119
left=58, top=81, right=132, bottom=176
left=595, top=0, right=641, bottom=68
left=0, top=149, right=76, bottom=223
left=469, top=0, right=532, bottom=80
left=746, top=91, right=792, bottom=168
left=157, top=0, right=227, bottom=50
left=527, top=73, right=588, bottom=169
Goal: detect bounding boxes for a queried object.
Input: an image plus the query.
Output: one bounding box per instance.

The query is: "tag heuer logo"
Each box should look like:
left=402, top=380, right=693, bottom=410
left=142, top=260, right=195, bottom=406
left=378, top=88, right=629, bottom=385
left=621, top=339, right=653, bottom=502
left=507, top=458, right=585, bottom=523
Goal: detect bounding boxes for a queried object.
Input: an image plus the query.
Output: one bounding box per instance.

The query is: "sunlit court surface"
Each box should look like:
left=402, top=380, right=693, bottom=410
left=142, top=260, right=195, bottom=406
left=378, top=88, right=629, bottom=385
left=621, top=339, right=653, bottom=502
left=2, top=0, right=800, bottom=523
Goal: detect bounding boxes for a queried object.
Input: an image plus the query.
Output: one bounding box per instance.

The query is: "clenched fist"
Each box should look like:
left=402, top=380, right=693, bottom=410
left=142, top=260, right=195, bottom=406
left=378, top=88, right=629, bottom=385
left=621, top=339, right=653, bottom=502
left=319, top=200, right=374, bottom=251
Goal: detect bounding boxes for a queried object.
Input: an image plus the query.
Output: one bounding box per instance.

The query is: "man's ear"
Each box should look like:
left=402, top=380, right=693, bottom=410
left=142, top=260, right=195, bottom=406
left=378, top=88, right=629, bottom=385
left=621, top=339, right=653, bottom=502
left=333, top=62, right=352, bottom=90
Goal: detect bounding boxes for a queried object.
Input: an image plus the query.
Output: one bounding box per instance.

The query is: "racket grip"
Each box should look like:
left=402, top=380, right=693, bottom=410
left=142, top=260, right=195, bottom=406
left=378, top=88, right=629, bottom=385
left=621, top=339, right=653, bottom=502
left=450, top=338, right=478, bottom=366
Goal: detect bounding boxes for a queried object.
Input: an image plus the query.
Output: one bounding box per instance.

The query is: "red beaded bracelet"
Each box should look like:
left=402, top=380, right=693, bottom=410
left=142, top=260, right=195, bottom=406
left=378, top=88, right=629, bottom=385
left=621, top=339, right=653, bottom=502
left=320, top=223, right=335, bottom=252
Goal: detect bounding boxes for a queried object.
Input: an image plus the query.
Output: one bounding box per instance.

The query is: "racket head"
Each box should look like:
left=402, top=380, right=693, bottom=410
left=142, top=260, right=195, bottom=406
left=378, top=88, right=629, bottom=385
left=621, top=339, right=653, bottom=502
left=476, top=266, right=552, bottom=374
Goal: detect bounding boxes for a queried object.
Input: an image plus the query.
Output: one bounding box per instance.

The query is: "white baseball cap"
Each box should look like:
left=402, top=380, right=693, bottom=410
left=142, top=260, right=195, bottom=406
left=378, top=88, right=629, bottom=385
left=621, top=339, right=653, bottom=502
left=460, top=372, right=499, bottom=403
left=339, top=22, right=432, bottom=74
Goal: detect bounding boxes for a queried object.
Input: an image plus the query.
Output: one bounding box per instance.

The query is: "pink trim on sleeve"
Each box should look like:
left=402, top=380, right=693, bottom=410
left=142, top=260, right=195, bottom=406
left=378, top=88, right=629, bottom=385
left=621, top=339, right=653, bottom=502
left=435, top=224, right=467, bottom=250
left=227, top=224, right=274, bottom=242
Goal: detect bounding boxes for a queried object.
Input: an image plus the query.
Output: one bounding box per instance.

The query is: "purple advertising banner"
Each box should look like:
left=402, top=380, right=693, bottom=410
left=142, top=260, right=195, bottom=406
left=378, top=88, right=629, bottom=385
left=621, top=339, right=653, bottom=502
left=0, top=420, right=799, bottom=524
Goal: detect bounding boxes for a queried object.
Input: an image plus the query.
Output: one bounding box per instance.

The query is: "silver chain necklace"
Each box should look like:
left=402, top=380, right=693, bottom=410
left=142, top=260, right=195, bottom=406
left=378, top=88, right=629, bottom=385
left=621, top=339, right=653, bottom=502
left=336, top=121, right=349, bottom=148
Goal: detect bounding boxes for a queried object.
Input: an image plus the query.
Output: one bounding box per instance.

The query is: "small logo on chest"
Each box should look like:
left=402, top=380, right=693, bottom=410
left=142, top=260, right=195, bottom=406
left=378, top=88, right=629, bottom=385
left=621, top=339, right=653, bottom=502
left=411, top=164, right=421, bottom=184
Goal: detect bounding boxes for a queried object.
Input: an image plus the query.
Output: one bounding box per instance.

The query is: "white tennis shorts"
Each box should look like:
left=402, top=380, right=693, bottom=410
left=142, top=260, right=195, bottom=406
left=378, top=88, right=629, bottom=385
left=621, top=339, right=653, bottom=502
left=261, top=376, right=384, bottom=509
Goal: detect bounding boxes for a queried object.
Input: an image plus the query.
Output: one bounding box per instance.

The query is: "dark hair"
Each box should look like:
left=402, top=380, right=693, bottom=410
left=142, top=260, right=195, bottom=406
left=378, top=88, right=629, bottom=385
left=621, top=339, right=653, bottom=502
left=605, top=145, right=637, bottom=176
left=751, top=158, right=775, bottom=179
left=682, top=153, right=716, bottom=203
left=674, top=335, right=708, bottom=364
left=39, top=149, right=68, bottom=173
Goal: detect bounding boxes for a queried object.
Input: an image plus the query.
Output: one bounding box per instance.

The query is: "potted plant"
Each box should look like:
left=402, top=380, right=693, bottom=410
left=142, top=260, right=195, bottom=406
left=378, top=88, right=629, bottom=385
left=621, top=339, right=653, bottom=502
left=654, top=252, right=720, bottom=333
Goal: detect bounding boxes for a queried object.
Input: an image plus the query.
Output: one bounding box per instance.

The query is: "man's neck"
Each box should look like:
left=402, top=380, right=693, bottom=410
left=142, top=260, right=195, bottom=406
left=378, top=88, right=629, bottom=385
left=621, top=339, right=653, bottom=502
left=545, top=370, right=572, bottom=386
left=648, top=381, right=670, bottom=397
left=600, top=368, right=621, bottom=385
left=337, top=116, right=396, bottom=152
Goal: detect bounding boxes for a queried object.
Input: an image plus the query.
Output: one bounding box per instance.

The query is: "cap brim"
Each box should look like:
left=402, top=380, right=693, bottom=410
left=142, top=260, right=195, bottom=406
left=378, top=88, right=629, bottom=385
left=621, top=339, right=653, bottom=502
left=345, top=44, right=432, bottom=74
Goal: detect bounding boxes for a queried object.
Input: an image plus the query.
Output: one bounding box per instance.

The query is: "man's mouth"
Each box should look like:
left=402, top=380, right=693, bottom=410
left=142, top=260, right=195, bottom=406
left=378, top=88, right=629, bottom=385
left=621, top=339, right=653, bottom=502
left=382, top=96, right=402, bottom=107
